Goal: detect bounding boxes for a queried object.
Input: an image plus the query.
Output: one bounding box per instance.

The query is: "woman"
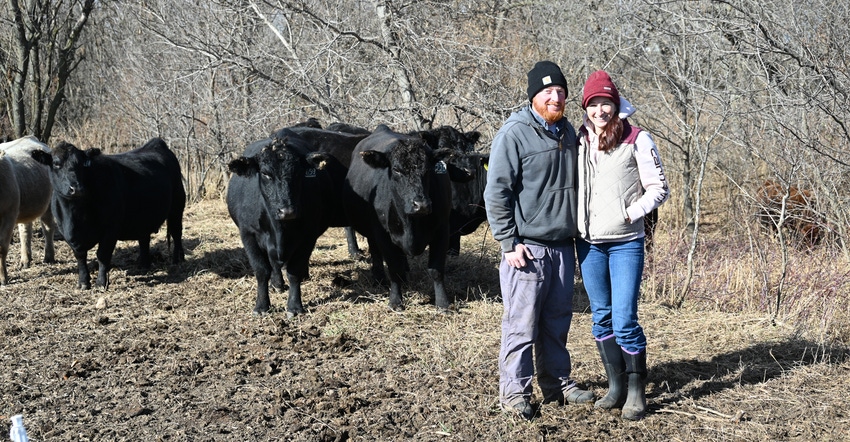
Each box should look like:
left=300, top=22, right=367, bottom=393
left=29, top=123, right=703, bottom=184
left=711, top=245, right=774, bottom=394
left=576, top=70, right=670, bottom=420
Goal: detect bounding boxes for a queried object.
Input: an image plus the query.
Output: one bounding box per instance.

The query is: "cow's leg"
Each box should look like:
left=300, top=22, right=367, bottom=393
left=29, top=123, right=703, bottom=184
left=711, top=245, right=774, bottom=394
left=447, top=233, right=462, bottom=257
left=72, top=250, right=92, bottom=290
left=384, top=249, right=408, bottom=311
left=427, top=234, right=451, bottom=311
left=167, top=210, right=185, bottom=264
left=285, top=272, right=305, bottom=317
left=0, top=224, right=12, bottom=285
left=40, top=208, right=55, bottom=264
left=265, top=248, right=286, bottom=293
left=94, top=240, right=117, bottom=289
left=365, top=235, right=387, bottom=284
left=344, top=226, right=362, bottom=258
left=137, top=236, right=152, bottom=271
left=17, top=223, right=33, bottom=268
left=253, top=261, right=273, bottom=314
left=241, top=235, right=273, bottom=314
left=284, top=242, right=317, bottom=317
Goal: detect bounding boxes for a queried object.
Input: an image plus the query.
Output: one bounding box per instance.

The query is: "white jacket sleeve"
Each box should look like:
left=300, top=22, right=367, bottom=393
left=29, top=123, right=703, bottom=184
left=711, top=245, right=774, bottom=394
left=626, top=131, right=670, bottom=222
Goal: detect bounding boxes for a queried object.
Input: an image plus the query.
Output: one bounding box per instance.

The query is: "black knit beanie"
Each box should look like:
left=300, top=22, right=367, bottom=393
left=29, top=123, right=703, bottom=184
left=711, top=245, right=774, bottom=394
left=526, top=61, right=568, bottom=102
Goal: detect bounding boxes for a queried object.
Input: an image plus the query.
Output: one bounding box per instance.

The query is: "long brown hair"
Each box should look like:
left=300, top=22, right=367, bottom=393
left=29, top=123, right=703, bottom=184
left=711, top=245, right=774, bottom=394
left=597, top=113, right=624, bottom=152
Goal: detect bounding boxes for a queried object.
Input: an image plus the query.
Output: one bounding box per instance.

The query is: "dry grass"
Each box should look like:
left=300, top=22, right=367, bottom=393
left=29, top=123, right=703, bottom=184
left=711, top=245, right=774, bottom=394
left=0, top=199, right=848, bottom=441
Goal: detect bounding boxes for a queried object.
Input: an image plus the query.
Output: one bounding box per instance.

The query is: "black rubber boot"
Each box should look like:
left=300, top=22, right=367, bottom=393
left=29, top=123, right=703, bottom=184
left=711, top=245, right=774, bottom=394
left=622, top=350, right=647, bottom=420
left=595, top=337, right=627, bottom=409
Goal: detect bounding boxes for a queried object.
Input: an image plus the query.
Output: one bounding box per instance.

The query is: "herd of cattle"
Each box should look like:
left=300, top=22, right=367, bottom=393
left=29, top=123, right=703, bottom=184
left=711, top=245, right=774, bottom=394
left=0, top=124, right=829, bottom=316
left=0, top=122, right=487, bottom=316
left=225, top=121, right=486, bottom=315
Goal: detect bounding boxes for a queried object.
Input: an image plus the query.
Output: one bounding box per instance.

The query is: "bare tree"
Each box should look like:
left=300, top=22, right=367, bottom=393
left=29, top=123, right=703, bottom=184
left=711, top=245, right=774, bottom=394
left=1, top=0, right=95, bottom=141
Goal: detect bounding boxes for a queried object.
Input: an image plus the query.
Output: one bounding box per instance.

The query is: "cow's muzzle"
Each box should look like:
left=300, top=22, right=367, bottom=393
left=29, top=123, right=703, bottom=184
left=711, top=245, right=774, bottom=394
left=276, top=207, right=297, bottom=220
left=409, top=200, right=432, bottom=216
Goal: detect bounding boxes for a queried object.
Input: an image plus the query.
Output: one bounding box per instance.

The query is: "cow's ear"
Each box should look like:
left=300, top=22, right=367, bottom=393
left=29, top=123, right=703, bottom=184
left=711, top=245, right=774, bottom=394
left=446, top=163, right=474, bottom=183
left=418, top=131, right=439, bottom=147
left=228, top=156, right=259, bottom=176
left=306, top=152, right=331, bottom=170
left=360, top=150, right=390, bottom=169
left=31, top=150, right=53, bottom=166
left=432, top=147, right=455, bottom=162
left=85, top=148, right=102, bottom=158
left=465, top=131, right=481, bottom=146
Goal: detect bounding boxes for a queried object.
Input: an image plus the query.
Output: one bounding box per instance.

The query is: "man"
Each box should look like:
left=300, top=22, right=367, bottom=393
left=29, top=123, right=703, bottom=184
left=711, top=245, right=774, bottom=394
left=484, top=60, right=593, bottom=421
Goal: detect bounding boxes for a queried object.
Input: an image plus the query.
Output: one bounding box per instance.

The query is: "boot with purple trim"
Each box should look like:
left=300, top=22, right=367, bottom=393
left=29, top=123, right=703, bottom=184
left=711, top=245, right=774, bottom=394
left=622, top=349, right=647, bottom=420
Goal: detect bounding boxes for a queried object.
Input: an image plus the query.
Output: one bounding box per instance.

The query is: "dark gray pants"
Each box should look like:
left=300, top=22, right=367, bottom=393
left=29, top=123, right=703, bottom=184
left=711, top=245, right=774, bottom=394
left=498, top=242, right=576, bottom=405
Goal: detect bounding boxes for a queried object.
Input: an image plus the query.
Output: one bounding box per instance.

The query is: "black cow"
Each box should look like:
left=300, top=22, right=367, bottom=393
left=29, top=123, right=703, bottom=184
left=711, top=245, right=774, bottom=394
left=283, top=126, right=370, bottom=258
left=31, top=138, right=185, bottom=289
left=413, top=126, right=486, bottom=256
left=343, top=125, right=455, bottom=311
left=227, top=130, right=345, bottom=315
left=326, top=122, right=372, bottom=136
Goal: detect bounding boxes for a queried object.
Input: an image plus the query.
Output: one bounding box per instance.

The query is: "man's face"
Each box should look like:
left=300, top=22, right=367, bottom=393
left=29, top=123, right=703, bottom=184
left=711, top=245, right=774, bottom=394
left=532, top=86, right=566, bottom=124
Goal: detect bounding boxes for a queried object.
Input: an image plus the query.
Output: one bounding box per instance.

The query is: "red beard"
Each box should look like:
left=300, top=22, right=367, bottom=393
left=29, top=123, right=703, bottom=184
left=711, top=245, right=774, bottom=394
left=533, top=101, right=565, bottom=124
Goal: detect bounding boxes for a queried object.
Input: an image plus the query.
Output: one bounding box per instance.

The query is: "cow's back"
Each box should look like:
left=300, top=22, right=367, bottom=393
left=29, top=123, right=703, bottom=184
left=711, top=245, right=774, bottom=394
left=101, top=138, right=184, bottom=240
left=1, top=136, right=52, bottom=222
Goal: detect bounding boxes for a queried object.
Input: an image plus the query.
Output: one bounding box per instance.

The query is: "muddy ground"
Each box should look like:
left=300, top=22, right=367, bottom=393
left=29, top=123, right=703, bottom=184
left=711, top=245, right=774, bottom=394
left=1, top=200, right=848, bottom=441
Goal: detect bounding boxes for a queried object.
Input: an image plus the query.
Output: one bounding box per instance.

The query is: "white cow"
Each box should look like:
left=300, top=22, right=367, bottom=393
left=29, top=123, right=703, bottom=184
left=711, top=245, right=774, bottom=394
left=0, top=136, right=56, bottom=284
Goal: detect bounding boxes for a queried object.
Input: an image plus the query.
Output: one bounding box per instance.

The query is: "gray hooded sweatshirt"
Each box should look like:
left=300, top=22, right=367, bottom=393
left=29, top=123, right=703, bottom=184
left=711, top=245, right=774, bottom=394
left=484, top=106, right=579, bottom=253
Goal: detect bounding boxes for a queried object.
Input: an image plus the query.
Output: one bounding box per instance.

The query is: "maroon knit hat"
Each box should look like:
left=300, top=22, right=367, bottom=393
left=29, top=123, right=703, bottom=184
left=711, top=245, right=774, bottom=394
left=581, top=70, right=620, bottom=109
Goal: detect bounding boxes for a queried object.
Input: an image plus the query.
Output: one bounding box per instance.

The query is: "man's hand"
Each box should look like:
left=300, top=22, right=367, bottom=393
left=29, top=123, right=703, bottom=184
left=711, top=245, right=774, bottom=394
left=505, top=243, right=534, bottom=268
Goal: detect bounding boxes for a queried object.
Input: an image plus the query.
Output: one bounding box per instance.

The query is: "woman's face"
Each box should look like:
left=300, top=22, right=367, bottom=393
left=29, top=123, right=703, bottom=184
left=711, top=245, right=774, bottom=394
left=586, top=96, right=616, bottom=134
left=532, top=86, right=566, bottom=124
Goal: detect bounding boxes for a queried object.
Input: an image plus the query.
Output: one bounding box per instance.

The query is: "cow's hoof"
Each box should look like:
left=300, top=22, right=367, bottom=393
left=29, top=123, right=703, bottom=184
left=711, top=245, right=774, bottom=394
left=252, top=307, right=272, bottom=316
left=388, top=303, right=405, bottom=313
left=436, top=306, right=455, bottom=314
left=286, top=307, right=306, bottom=318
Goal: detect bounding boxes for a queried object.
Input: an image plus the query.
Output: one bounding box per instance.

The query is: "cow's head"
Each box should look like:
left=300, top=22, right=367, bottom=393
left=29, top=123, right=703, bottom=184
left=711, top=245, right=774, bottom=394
left=416, top=126, right=483, bottom=183
left=418, top=126, right=481, bottom=152
left=228, top=134, right=328, bottom=221
left=31, top=141, right=101, bottom=199
left=360, top=137, right=435, bottom=218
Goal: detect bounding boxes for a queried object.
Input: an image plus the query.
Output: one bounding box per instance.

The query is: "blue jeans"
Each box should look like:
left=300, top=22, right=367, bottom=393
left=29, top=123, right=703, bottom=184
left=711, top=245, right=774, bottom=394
left=576, top=238, right=646, bottom=354
left=498, top=242, right=576, bottom=405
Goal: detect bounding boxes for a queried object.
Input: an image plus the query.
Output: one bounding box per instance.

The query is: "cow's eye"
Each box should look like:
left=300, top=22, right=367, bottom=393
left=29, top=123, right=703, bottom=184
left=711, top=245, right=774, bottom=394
left=52, top=162, right=61, bottom=169
left=261, top=173, right=273, bottom=180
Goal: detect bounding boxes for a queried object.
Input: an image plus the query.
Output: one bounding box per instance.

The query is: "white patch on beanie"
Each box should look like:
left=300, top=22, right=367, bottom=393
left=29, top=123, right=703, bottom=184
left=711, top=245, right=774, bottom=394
left=542, top=76, right=552, bottom=85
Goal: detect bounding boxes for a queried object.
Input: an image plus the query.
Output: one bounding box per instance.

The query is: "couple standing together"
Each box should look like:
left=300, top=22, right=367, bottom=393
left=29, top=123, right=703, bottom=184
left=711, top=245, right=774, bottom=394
left=484, top=61, right=670, bottom=421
